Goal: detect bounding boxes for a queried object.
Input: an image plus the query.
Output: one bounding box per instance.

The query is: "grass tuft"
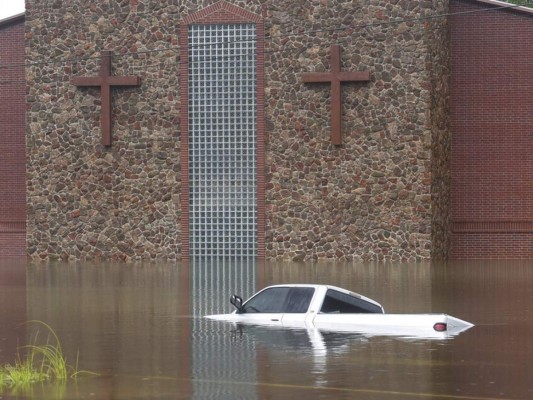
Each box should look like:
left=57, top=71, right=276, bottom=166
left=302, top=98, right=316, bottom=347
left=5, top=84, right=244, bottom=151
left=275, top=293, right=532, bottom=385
left=0, top=321, right=96, bottom=391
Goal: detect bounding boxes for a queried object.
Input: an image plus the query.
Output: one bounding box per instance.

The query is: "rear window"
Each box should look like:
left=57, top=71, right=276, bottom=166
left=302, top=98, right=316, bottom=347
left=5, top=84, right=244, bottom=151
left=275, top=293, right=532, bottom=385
left=320, top=289, right=382, bottom=314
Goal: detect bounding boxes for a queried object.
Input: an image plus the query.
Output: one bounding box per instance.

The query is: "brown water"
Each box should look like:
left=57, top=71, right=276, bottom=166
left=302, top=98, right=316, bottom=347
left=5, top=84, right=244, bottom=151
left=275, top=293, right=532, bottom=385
left=0, top=259, right=531, bottom=400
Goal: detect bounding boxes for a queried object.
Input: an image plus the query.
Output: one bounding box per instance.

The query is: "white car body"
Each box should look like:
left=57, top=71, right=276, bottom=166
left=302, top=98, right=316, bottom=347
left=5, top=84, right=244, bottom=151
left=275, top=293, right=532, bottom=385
left=206, top=284, right=474, bottom=339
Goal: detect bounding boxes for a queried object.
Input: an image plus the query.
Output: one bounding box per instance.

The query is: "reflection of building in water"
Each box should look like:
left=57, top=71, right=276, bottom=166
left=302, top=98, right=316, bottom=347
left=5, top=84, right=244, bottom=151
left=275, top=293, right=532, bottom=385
left=190, top=258, right=258, bottom=399
left=0, top=260, right=27, bottom=365
left=15, top=261, right=530, bottom=399
left=22, top=259, right=260, bottom=399
left=431, top=262, right=533, bottom=400
left=190, top=258, right=257, bottom=316
left=26, top=264, right=191, bottom=399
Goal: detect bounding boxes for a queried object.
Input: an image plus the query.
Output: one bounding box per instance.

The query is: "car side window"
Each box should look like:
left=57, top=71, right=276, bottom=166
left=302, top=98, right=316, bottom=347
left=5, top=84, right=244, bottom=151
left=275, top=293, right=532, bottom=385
left=284, top=287, right=315, bottom=313
left=320, top=289, right=382, bottom=314
left=242, top=287, right=315, bottom=313
left=242, top=287, right=290, bottom=313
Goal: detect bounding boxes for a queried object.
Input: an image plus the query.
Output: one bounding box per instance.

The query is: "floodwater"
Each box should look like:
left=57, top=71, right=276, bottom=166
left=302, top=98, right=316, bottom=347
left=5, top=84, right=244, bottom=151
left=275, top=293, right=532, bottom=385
left=0, top=259, right=531, bottom=400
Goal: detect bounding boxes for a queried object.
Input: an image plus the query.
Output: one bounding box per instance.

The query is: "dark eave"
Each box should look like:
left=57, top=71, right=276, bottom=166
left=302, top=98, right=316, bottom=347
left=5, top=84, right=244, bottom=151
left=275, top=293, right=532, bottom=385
left=0, top=12, right=25, bottom=29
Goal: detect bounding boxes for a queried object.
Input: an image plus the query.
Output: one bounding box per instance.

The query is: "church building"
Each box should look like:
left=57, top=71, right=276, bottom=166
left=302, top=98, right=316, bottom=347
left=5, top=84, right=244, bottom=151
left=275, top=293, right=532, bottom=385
left=1, top=0, right=532, bottom=261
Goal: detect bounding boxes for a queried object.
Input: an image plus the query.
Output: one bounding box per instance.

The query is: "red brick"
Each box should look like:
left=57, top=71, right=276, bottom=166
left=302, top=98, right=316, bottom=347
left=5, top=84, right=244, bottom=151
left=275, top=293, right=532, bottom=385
left=0, top=15, right=26, bottom=257
left=450, top=1, right=533, bottom=259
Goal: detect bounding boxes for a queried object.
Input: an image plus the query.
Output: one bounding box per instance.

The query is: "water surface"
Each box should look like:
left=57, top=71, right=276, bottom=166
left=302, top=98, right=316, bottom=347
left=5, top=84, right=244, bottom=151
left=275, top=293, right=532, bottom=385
left=0, top=259, right=531, bottom=399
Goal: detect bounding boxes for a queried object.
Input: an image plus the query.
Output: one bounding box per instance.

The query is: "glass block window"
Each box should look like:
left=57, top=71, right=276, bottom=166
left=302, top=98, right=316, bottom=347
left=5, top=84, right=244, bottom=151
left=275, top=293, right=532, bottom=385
left=188, top=24, right=258, bottom=258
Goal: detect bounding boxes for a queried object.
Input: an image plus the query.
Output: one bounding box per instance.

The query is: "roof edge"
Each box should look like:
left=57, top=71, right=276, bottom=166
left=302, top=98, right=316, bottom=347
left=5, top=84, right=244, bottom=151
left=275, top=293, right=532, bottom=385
left=0, top=12, right=25, bottom=28
left=471, top=0, right=533, bottom=15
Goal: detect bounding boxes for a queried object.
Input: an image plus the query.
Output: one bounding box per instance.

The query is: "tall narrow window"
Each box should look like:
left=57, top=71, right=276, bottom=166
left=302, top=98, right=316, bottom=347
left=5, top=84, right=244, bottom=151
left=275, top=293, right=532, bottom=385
left=188, top=24, right=258, bottom=258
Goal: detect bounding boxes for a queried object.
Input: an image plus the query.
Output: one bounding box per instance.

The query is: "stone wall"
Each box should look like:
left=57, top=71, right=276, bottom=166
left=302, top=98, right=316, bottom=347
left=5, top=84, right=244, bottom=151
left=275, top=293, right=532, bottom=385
left=26, top=0, right=450, bottom=261
left=428, top=0, right=451, bottom=260
left=26, top=0, right=185, bottom=260
left=263, top=0, right=450, bottom=261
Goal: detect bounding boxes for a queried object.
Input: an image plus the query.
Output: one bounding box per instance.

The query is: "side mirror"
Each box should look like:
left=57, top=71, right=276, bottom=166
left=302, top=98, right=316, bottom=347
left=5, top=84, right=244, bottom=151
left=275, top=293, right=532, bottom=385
left=230, top=294, right=244, bottom=313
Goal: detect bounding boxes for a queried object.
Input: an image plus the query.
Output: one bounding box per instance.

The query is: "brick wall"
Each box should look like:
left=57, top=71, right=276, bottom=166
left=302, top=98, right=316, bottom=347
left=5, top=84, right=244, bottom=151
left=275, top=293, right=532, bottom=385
left=0, top=15, right=26, bottom=257
left=450, top=1, right=533, bottom=258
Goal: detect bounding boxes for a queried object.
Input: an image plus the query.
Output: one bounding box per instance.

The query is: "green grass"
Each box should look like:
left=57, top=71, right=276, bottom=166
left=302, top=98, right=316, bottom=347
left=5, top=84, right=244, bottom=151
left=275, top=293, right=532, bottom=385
left=0, top=352, right=48, bottom=388
left=0, top=321, right=95, bottom=391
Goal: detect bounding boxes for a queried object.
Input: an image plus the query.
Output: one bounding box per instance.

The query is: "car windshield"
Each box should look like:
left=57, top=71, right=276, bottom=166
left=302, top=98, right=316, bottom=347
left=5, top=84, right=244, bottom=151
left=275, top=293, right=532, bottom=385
left=242, top=287, right=315, bottom=313
left=320, top=289, right=383, bottom=313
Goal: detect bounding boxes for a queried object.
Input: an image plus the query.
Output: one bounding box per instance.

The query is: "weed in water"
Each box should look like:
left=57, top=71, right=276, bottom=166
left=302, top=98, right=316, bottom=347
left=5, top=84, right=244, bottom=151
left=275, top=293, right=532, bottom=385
left=0, top=321, right=96, bottom=391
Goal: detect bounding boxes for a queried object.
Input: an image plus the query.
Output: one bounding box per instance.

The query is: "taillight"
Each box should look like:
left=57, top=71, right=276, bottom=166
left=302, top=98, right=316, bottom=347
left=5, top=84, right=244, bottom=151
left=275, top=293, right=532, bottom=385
left=433, top=322, right=447, bottom=332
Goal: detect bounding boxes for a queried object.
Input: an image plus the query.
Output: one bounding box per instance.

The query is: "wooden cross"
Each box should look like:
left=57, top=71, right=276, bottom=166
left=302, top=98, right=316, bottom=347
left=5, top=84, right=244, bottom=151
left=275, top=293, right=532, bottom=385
left=302, top=44, right=370, bottom=145
left=71, top=51, right=140, bottom=146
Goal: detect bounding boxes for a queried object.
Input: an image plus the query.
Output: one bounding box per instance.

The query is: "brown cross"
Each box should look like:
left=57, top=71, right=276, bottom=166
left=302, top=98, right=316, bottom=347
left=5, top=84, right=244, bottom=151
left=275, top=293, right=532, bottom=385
left=71, top=51, right=140, bottom=146
left=302, top=45, right=370, bottom=145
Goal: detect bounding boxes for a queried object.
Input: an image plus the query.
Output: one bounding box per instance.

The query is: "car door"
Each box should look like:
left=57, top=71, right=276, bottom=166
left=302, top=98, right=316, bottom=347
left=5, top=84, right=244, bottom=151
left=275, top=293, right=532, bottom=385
left=240, top=286, right=289, bottom=325
left=280, top=287, right=316, bottom=326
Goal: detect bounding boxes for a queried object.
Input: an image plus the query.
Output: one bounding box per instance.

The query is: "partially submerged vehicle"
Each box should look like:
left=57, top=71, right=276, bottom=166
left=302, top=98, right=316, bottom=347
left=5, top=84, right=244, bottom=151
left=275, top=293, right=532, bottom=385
left=206, top=284, right=474, bottom=339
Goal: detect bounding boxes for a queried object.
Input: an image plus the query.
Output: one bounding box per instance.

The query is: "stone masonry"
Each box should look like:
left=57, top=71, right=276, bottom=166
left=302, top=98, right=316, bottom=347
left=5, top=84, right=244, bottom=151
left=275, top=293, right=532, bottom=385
left=26, top=0, right=450, bottom=261
left=263, top=0, right=450, bottom=261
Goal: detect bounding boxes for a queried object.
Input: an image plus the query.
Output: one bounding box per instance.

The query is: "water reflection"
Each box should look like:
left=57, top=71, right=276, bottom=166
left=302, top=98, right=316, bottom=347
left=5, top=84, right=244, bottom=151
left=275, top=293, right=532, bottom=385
left=0, top=260, right=530, bottom=399
left=24, top=262, right=190, bottom=399
left=190, top=258, right=257, bottom=400
left=431, top=261, right=533, bottom=400
left=0, top=259, right=27, bottom=366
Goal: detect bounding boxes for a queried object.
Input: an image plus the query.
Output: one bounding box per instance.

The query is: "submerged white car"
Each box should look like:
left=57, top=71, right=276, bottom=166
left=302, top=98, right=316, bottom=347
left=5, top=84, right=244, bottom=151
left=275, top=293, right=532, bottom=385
left=206, top=284, right=474, bottom=339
